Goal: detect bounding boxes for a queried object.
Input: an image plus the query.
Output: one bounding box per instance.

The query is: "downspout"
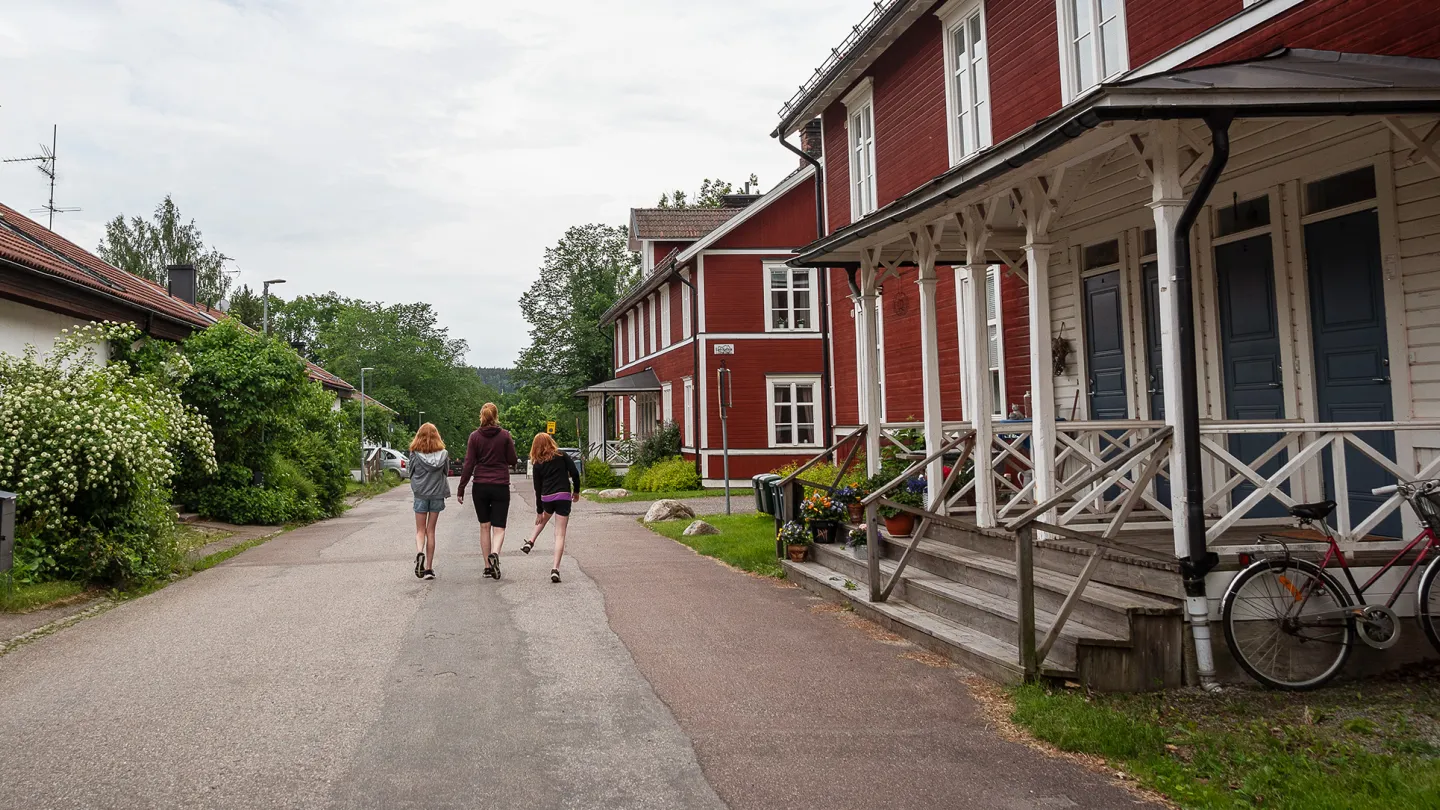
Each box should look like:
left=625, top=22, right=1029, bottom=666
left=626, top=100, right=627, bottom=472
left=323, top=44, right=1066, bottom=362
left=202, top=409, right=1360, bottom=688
left=779, top=131, right=834, bottom=447
left=678, top=269, right=703, bottom=481
left=1175, top=112, right=1231, bottom=691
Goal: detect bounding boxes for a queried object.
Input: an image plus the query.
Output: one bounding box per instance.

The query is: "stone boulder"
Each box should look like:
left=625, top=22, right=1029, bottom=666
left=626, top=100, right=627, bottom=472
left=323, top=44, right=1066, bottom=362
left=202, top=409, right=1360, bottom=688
left=598, top=488, right=630, bottom=499
left=682, top=520, right=720, bottom=536
left=643, top=499, right=696, bottom=523
left=580, top=489, right=600, bottom=496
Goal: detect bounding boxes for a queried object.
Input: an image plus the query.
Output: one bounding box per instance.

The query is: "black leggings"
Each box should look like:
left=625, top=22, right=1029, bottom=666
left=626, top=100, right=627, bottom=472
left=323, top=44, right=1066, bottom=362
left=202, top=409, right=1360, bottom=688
left=471, top=484, right=511, bottom=528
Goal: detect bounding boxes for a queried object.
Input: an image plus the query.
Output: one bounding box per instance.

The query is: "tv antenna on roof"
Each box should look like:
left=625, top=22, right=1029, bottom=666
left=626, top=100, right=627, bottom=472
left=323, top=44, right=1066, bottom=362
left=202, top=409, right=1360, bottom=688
left=4, top=125, right=80, bottom=229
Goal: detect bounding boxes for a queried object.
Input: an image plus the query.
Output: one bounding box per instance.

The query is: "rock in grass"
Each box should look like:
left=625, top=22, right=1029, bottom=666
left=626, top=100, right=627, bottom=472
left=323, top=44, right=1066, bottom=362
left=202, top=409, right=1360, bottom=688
left=682, top=520, right=720, bottom=536
left=598, top=488, right=630, bottom=499
left=644, top=499, right=696, bottom=523
left=580, top=488, right=600, bottom=496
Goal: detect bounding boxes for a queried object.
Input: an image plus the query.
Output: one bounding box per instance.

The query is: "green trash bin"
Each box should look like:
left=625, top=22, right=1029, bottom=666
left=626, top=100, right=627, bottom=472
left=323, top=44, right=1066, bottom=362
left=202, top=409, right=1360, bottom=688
left=753, top=474, right=780, bottom=515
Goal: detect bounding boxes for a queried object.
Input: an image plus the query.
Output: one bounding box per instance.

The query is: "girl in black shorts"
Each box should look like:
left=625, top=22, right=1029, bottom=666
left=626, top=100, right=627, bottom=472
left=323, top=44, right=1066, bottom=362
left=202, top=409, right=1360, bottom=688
left=456, top=403, right=517, bottom=580
left=521, top=433, right=581, bottom=583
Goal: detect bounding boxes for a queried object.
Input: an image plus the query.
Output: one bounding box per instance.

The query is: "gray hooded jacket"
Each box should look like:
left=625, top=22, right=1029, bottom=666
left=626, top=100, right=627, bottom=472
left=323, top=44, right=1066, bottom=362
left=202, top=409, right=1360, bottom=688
left=408, top=449, right=451, bottom=501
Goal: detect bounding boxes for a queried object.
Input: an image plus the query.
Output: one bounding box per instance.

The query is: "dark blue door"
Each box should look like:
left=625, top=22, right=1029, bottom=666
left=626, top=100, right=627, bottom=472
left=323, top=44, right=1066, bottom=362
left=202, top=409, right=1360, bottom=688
left=1140, top=260, right=1171, bottom=507
left=1304, top=210, right=1399, bottom=537
left=1216, top=234, right=1289, bottom=519
left=1084, top=271, right=1128, bottom=419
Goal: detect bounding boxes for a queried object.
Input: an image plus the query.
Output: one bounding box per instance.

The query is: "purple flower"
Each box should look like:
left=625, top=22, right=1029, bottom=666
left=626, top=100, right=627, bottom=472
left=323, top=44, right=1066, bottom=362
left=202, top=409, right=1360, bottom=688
left=904, top=477, right=928, bottom=495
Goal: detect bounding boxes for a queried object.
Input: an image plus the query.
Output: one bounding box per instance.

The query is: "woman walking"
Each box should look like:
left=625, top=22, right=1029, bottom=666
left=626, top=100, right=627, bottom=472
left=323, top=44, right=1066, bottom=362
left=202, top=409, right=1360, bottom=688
left=457, top=403, right=517, bottom=580
left=408, top=423, right=451, bottom=581
left=521, top=433, right=581, bottom=583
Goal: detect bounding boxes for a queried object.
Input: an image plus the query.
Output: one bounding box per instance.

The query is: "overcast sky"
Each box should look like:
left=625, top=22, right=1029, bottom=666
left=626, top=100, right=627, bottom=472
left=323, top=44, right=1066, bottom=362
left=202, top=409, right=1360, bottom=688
left=0, top=0, right=866, bottom=366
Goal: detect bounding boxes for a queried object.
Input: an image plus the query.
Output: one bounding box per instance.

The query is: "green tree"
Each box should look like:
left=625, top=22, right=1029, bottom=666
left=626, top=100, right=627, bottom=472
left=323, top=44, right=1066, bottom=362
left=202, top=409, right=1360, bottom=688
left=97, top=195, right=233, bottom=307
left=227, top=285, right=264, bottom=330
left=656, top=175, right=760, bottom=208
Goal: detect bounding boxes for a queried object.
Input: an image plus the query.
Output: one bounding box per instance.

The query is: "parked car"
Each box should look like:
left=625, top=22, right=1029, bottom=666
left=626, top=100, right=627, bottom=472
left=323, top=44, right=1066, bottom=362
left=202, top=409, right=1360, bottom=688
left=448, top=457, right=464, bottom=477
left=363, top=446, right=411, bottom=480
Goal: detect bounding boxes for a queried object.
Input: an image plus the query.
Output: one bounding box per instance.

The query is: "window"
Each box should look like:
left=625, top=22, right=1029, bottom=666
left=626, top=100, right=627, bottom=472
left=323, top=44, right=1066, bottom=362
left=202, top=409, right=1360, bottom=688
left=637, top=394, right=659, bottom=439
left=985, top=267, right=1004, bottom=416
left=661, top=382, right=673, bottom=424
left=766, top=264, right=816, bottom=331
left=843, top=78, right=877, bottom=221
left=1215, top=195, right=1271, bottom=238
left=648, top=295, right=658, bottom=354
left=681, top=272, right=693, bottom=337
left=939, top=0, right=991, bottom=163
left=769, top=377, right=821, bottom=447
left=1057, top=0, right=1127, bottom=101
left=660, top=285, right=672, bottom=348
left=627, top=312, right=637, bottom=364
left=1306, top=167, right=1377, bottom=215
left=682, top=377, right=694, bottom=446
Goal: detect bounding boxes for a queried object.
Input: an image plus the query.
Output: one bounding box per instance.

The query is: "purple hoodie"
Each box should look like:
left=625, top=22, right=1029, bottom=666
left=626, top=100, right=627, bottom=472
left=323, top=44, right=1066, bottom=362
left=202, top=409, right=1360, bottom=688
left=458, top=426, right=516, bottom=491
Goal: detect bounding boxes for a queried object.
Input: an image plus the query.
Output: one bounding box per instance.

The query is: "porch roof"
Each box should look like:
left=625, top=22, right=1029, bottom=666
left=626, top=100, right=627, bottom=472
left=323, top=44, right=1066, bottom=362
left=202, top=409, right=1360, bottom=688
left=789, top=48, right=1440, bottom=268
left=574, top=369, right=662, bottom=397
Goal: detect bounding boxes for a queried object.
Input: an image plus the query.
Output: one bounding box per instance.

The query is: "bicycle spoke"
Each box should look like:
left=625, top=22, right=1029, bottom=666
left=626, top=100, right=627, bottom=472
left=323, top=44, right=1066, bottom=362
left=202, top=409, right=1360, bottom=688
left=1225, top=564, right=1350, bottom=689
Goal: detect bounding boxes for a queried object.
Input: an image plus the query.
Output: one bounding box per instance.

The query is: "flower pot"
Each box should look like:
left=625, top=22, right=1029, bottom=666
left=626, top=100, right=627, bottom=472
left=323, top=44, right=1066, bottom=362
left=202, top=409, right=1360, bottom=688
left=850, top=543, right=868, bottom=560
left=847, top=502, right=865, bottom=523
left=811, top=520, right=839, bottom=544
left=883, top=513, right=916, bottom=537
left=786, top=543, right=809, bottom=563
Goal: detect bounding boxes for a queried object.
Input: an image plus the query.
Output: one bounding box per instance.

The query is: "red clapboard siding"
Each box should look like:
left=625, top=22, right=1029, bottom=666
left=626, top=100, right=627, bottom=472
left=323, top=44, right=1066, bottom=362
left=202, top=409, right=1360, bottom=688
left=1192, top=0, right=1440, bottom=65
left=870, top=8, right=951, bottom=208
left=712, top=178, right=818, bottom=249
left=880, top=278, right=925, bottom=420
left=988, top=0, right=1063, bottom=142
left=935, top=268, right=965, bottom=422
left=703, top=253, right=799, bottom=334
left=1127, top=0, right=1241, bottom=67
left=999, top=266, right=1031, bottom=416
left=829, top=274, right=860, bottom=425
left=669, top=280, right=684, bottom=344
left=653, top=240, right=691, bottom=266
left=823, top=105, right=851, bottom=234
left=704, top=452, right=819, bottom=480
left=702, top=338, right=826, bottom=449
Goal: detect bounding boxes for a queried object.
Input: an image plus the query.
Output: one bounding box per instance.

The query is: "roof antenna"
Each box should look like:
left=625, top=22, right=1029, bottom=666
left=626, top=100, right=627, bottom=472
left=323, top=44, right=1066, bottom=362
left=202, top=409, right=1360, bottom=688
left=4, top=125, right=80, bottom=230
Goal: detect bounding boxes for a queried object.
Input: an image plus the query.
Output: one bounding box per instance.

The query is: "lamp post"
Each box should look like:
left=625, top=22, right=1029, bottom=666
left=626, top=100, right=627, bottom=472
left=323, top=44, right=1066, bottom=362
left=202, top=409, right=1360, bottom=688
left=417, top=410, right=425, bottom=428
left=360, top=367, right=374, bottom=483
left=262, top=278, right=287, bottom=336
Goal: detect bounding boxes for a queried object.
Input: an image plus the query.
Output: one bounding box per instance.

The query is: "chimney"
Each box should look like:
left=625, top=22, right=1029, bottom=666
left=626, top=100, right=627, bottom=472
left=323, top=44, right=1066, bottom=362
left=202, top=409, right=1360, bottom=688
left=800, top=119, right=824, bottom=164
left=721, top=193, right=762, bottom=209
left=167, top=263, right=198, bottom=305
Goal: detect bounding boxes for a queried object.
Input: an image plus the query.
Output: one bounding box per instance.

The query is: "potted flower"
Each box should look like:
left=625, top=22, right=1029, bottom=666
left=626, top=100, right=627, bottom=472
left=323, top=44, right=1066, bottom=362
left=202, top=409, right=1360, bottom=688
left=802, top=491, right=845, bottom=543
left=834, top=485, right=866, bottom=523
left=880, top=476, right=926, bottom=537
left=778, top=520, right=812, bottom=562
left=846, top=526, right=868, bottom=560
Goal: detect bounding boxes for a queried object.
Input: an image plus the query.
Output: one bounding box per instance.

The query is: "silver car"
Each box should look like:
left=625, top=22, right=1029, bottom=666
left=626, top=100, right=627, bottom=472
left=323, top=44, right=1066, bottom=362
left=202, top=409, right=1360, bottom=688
left=363, top=446, right=411, bottom=480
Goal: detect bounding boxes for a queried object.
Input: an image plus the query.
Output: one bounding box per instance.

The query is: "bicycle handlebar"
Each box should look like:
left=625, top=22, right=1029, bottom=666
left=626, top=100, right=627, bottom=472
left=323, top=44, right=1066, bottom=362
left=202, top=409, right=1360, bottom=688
left=1371, top=484, right=1399, bottom=496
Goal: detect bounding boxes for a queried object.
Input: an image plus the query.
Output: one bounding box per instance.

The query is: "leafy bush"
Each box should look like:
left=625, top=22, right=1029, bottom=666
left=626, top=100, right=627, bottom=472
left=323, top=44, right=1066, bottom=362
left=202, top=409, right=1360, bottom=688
left=770, top=460, right=865, bottom=492
left=622, top=464, right=647, bottom=491
left=582, top=456, right=619, bottom=489
left=0, top=322, right=215, bottom=584
left=634, top=422, right=681, bottom=469
left=179, top=320, right=349, bottom=524
left=635, top=456, right=701, bottom=492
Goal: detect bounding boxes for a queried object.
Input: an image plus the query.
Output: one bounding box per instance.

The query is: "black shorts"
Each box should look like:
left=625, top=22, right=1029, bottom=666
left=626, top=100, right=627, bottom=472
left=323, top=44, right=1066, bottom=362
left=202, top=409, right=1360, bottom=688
left=472, top=484, right=510, bottom=528
left=537, top=498, right=572, bottom=518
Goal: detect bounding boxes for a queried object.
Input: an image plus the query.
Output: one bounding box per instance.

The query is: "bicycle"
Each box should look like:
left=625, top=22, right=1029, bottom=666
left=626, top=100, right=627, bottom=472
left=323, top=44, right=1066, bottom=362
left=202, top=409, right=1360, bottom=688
left=1220, top=479, right=1440, bottom=690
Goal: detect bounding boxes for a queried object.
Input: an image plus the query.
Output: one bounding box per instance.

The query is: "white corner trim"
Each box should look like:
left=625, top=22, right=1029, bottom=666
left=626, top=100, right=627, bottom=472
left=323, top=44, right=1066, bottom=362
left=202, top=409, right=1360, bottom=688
left=1126, top=0, right=1308, bottom=79
left=840, top=76, right=875, bottom=111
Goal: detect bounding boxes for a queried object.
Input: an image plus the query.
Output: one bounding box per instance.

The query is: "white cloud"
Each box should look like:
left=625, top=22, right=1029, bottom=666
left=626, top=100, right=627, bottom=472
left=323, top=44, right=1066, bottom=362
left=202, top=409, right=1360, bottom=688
left=0, top=0, right=869, bottom=366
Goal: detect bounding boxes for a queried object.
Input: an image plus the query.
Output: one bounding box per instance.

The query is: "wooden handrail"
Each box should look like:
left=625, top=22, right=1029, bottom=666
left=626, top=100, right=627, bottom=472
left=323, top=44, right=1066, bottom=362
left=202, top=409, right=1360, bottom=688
left=777, top=426, right=865, bottom=487
left=1006, top=427, right=1172, bottom=531
left=860, top=432, right=971, bottom=507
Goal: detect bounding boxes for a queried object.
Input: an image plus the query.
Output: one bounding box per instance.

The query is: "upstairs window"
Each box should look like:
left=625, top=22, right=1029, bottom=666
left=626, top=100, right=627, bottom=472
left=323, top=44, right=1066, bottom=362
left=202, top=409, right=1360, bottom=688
left=1058, top=0, right=1127, bottom=101
left=843, top=78, right=877, bottom=221
left=766, top=264, right=816, bottom=331
left=939, top=0, right=991, bottom=164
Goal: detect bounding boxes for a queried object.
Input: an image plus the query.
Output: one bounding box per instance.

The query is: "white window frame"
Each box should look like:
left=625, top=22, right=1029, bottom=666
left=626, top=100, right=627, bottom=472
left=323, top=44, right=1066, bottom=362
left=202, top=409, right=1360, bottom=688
left=682, top=376, right=695, bottom=447
left=681, top=271, right=693, bottom=337
left=660, top=284, right=673, bottom=348
left=767, top=375, right=823, bottom=448
left=842, top=78, right=877, bottom=222
left=648, top=294, right=658, bottom=354
left=627, top=312, right=637, bottom=364
left=985, top=266, right=1006, bottom=417
left=1055, top=0, right=1129, bottom=103
left=661, top=381, right=674, bottom=424
left=938, top=0, right=991, bottom=165
left=641, top=241, right=655, bottom=275
left=764, top=263, right=818, bottom=332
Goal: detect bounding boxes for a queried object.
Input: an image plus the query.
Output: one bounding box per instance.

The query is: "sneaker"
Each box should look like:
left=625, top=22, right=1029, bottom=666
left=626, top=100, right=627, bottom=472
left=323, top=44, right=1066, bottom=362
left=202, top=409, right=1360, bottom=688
left=422, top=570, right=435, bottom=581
left=488, top=552, right=502, bottom=580
left=414, top=552, right=425, bottom=579
left=521, top=541, right=534, bottom=555
left=482, top=566, right=494, bottom=579
left=550, top=568, right=561, bottom=584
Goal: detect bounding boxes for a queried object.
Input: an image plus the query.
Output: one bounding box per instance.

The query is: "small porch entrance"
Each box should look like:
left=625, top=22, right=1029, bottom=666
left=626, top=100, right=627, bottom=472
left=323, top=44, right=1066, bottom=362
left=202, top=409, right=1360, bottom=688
left=575, top=369, right=665, bottom=472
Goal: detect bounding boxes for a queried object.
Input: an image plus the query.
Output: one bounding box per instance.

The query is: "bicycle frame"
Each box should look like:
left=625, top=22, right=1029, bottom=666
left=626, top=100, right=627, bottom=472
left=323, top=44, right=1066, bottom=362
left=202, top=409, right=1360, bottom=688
left=1315, top=526, right=1438, bottom=611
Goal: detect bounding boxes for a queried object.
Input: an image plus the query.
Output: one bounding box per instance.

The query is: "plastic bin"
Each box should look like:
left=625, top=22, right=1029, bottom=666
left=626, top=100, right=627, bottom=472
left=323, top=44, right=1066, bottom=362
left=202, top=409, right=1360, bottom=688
left=753, top=474, right=780, bottom=515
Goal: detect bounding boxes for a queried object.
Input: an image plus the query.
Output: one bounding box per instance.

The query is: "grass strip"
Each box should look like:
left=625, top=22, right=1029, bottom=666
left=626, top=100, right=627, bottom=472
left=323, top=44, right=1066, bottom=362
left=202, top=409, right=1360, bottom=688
left=0, top=580, right=87, bottom=613
left=591, top=488, right=729, bottom=503
left=645, top=512, right=784, bottom=579
left=1010, top=679, right=1440, bottom=810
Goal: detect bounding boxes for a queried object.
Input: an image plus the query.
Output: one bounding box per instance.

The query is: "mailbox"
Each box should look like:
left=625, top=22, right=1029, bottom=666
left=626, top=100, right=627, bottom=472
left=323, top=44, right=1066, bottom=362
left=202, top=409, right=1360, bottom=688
left=0, top=490, right=15, bottom=574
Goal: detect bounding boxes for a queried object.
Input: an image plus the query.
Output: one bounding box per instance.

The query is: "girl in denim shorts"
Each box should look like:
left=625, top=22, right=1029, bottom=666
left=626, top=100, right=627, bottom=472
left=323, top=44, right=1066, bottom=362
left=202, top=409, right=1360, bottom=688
left=408, top=423, right=451, bottom=580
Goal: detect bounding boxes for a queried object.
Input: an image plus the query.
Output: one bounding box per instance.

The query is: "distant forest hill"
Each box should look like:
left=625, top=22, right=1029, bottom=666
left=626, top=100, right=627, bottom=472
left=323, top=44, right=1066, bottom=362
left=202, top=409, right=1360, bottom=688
left=476, top=367, right=516, bottom=393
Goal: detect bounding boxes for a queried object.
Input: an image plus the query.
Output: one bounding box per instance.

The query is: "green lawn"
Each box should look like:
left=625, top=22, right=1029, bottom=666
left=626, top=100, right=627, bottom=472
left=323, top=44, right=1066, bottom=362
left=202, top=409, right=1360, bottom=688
left=0, top=580, right=88, bottom=613
left=1010, top=672, right=1440, bottom=810
left=591, top=488, right=729, bottom=503
left=346, top=470, right=404, bottom=500
left=644, top=512, right=784, bottom=578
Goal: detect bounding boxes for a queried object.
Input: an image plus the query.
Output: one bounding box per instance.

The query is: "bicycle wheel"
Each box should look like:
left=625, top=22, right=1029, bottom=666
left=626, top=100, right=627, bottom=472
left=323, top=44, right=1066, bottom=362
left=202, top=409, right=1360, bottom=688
left=1418, top=555, right=1440, bottom=655
left=1222, top=558, right=1353, bottom=690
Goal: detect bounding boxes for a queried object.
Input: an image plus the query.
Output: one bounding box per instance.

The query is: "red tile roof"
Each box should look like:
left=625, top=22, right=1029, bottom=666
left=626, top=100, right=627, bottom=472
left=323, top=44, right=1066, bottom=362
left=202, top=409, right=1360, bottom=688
left=630, top=207, right=743, bottom=241
left=0, top=202, right=355, bottom=395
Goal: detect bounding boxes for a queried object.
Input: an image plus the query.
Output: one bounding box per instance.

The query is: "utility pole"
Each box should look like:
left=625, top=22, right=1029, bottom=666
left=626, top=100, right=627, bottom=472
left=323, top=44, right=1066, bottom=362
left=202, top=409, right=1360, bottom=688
left=717, top=362, right=733, bottom=515
left=360, top=367, right=374, bottom=483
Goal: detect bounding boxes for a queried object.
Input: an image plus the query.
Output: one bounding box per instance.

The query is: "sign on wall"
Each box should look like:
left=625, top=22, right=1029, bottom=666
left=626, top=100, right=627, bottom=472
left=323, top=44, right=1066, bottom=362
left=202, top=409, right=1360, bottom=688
left=713, top=343, right=735, bottom=355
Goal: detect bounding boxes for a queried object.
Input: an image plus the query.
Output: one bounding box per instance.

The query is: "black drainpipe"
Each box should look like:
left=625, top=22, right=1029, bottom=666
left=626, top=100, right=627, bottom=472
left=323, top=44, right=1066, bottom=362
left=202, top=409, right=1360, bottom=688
left=1175, top=112, right=1232, bottom=590
left=779, top=131, right=834, bottom=448
left=678, top=270, right=703, bottom=480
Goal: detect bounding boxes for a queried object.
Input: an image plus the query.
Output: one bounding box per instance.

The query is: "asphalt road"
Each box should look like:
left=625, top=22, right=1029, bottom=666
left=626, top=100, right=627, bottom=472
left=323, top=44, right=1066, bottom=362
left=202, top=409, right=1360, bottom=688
left=0, top=480, right=1154, bottom=809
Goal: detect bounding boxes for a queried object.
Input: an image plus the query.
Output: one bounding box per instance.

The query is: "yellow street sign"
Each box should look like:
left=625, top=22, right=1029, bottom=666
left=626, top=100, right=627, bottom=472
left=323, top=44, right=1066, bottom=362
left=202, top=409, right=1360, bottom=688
left=546, top=421, right=556, bottom=434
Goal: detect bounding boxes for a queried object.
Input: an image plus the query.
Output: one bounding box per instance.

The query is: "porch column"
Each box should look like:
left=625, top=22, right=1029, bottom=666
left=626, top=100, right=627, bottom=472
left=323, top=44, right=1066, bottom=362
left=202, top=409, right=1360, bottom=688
left=914, top=224, right=946, bottom=507
left=959, top=209, right=996, bottom=527
left=1024, top=242, right=1057, bottom=515
left=587, top=393, right=605, bottom=461
left=859, top=251, right=884, bottom=475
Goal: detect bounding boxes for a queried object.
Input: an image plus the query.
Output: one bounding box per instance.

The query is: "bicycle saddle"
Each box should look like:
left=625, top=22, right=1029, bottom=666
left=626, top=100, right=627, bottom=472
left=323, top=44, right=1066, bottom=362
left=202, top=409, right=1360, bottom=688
left=1288, top=500, right=1336, bottom=521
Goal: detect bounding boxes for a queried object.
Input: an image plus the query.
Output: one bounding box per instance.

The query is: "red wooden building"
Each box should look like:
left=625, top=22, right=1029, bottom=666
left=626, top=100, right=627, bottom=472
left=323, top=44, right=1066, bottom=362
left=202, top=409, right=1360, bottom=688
left=584, top=166, right=827, bottom=485
left=768, top=0, right=1440, bottom=689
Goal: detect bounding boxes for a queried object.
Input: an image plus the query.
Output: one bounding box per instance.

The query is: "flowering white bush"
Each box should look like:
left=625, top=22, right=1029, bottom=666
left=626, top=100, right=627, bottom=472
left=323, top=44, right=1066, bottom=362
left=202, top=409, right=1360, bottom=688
left=0, top=322, right=215, bottom=582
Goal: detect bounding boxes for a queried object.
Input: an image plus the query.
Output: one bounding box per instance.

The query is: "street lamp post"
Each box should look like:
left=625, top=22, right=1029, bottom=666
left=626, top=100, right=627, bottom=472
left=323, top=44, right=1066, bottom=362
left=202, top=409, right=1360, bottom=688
left=360, top=367, right=374, bottom=483
left=417, top=410, right=425, bottom=428
left=262, top=278, right=287, bottom=336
